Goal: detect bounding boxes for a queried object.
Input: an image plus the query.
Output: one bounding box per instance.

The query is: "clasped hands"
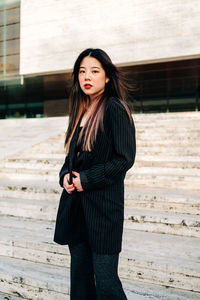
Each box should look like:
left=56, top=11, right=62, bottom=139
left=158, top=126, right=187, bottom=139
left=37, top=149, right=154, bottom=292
left=63, top=171, right=84, bottom=193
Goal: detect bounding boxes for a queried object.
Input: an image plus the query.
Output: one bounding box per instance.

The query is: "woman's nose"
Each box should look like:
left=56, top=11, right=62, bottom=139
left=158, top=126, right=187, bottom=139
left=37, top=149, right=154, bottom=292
left=85, top=71, right=92, bottom=80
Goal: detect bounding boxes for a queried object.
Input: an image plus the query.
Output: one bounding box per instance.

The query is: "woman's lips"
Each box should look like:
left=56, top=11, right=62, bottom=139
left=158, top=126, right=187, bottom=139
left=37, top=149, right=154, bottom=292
left=84, top=84, right=92, bottom=89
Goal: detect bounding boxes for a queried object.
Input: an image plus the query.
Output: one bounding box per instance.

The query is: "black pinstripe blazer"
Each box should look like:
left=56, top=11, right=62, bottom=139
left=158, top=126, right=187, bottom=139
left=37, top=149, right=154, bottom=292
left=53, top=97, right=136, bottom=254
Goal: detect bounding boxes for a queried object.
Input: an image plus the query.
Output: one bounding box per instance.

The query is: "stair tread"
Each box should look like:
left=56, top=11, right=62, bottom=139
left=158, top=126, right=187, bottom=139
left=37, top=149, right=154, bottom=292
left=3, top=158, right=200, bottom=165
left=1, top=197, right=199, bottom=223
left=0, top=255, right=69, bottom=290
left=0, top=215, right=199, bottom=270
left=125, top=185, right=200, bottom=199
left=126, top=208, right=200, bottom=222
left=0, top=178, right=60, bottom=189
left=0, top=197, right=57, bottom=207
left=1, top=167, right=200, bottom=182
left=0, top=178, right=199, bottom=200
left=0, top=256, right=199, bottom=300
left=127, top=172, right=200, bottom=179
left=0, top=291, right=30, bottom=300
left=3, top=166, right=200, bottom=176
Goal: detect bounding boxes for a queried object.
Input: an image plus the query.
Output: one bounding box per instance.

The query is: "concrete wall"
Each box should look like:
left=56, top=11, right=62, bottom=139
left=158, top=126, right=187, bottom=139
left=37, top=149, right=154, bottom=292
left=20, top=0, right=200, bottom=76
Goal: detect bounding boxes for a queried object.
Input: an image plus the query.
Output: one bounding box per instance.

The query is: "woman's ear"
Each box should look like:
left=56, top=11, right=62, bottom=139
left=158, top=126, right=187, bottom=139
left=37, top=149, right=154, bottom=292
left=105, top=77, right=110, bottom=84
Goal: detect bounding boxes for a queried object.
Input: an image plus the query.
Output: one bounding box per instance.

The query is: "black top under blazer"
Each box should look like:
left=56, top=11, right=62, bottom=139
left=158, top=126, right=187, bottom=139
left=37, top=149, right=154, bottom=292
left=53, top=97, right=136, bottom=254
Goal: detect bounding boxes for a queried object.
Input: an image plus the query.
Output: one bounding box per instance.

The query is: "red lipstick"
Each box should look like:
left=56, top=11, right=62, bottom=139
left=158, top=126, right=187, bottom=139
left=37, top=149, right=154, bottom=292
left=84, top=84, right=92, bottom=89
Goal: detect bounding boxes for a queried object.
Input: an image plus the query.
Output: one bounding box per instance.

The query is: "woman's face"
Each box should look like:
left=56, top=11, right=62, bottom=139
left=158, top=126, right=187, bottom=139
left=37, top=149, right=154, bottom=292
left=78, top=56, right=110, bottom=101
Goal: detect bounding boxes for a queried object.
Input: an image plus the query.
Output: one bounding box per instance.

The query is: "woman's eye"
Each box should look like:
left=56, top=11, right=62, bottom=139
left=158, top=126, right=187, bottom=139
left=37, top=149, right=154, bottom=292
left=93, top=70, right=99, bottom=73
left=79, top=70, right=85, bottom=73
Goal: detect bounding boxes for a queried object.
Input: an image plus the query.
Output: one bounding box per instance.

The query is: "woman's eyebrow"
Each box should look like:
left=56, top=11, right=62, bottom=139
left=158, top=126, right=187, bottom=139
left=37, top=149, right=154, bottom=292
left=79, top=66, right=100, bottom=69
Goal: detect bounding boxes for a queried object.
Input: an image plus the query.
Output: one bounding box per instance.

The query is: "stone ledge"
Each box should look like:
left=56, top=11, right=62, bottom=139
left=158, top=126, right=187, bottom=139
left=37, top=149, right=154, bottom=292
left=0, top=216, right=200, bottom=290
left=0, top=255, right=200, bottom=299
left=2, top=157, right=200, bottom=170
left=0, top=198, right=199, bottom=237
left=0, top=291, right=30, bottom=300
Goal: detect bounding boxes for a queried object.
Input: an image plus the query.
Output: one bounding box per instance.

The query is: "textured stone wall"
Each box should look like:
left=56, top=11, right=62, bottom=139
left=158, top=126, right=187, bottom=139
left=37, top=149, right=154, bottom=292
left=20, top=0, right=200, bottom=75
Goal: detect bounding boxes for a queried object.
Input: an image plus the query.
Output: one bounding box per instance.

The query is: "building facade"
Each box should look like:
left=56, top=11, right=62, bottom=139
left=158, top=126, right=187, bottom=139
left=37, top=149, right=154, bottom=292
left=0, top=0, right=200, bottom=118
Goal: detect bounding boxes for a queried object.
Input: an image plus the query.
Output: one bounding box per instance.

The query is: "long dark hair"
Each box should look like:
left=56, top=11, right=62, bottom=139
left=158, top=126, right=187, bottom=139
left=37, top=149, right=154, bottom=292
left=65, top=48, right=134, bottom=153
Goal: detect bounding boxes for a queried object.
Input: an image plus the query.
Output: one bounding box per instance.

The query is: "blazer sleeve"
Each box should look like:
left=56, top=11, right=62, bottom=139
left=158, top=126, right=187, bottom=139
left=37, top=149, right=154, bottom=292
left=59, top=155, right=69, bottom=187
left=79, top=100, right=136, bottom=191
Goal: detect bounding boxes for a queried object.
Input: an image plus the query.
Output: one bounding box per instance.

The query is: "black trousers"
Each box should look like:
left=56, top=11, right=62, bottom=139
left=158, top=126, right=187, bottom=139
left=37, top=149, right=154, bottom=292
left=68, top=240, right=128, bottom=300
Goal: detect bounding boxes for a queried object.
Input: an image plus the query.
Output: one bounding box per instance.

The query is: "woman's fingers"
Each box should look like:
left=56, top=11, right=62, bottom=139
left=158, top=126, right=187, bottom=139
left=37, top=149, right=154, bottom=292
left=63, top=173, right=75, bottom=194
left=63, top=173, right=70, bottom=186
left=64, top=183, right=74, bottom=190
left=63, top=171, right=84, bottom=193
left=72, top=170, right=79, bottom=177
left=72, top=172, right=84, bottom=192
left=65, top=184, right=75, bottom=194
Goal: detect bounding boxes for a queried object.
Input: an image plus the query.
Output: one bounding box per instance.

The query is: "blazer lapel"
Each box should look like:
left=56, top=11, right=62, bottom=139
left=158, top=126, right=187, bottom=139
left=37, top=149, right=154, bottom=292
left=68, top=114, right=84, bottom=184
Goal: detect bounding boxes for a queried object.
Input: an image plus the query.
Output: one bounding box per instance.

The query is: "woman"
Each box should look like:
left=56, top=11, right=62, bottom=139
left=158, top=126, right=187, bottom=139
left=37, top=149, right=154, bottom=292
left=54, top=48, right=136, bottom=300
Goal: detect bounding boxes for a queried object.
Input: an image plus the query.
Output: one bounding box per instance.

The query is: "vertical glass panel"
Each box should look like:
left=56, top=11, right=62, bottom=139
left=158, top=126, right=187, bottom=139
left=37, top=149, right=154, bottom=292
left=4, top=39, right=19, bottom=55
left=0, top=11, right=4, bottom=26
left=6, top=7, right=20, bottom=24
left=0, top=25, right=4, bottom=41
left=6, top=54, right=19, bottom=72
left=0, top=0, right=20, bottom=10
left=0, top=57, right=3, bottom=73
left=0, top=41, right=4, bottom=56
left=6, top=23, right=20, bottom=39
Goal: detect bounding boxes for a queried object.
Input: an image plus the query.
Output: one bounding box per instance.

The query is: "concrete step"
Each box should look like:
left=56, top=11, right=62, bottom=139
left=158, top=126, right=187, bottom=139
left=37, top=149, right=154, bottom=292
left=134, top=162, right=200, bottom=172
left=0, top=198, right=57, bottom=221
left=134, top=120, right=200, bottom=126
left=137, top=139, right=200, bottom=146
left=0, top=158, right=62, bottom=171
left=135, top=126, right=200, bottom=132
left=16, top=139, right=200, bottom=153
left=4, top=154, right=200, bottom=164
left=20, top=138, right=200, bottom=147
left=0, top=179, right=61, bottom=202
left=0, top=292, right=30, bottom=300
left=136, top=134, right=200, bottom=141
left=0, top=167, right=199, bottom=189
left=1, top=160, right=200, bottom=177
left=0, top=255, right=70, bottom=300
left=125, top=173, right=200, bottom=190
left=15, top=146, right=200, bottom=160
left=137, top=155, right=200, bottom=164
left=51, top=131, right=200, bottom=140
left=128, top=166, right=200, bottom=176
left=125, top=208, right=200, bottom=237
left=15, top=152, right=200, bottom=162
left=18, top=146, right=65, bottom=156
left=1, top=257, right=199, bottom=300
left=0, top=180, right=199, bottom=215
left=0, top=216, right=200, bottom=292
left=16, top=152, right=65, bottom=159
left=45, top=132, right=200, bottom=141
left=138, top=146, right=200, bottom=155
left=133, top=111, right=199, bottom=120
left=125, top=186, right=200, bottom=214
left=2, top=157, right=200, bottom=171
left=14, top=140, right=200, bottom=157
left=0, top=197, right=199, bottom=237
left=0, top=168, right=57, bottom=181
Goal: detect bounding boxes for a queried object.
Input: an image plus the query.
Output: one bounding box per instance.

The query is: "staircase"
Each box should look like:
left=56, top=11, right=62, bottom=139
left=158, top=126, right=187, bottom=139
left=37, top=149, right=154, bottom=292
left=0, top=112, right=200, bottom=299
